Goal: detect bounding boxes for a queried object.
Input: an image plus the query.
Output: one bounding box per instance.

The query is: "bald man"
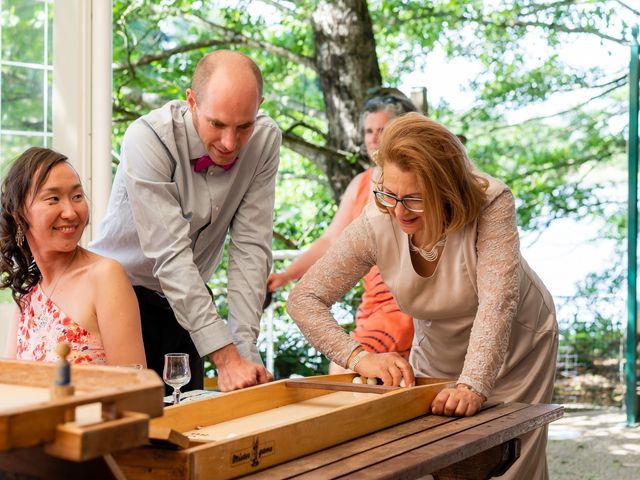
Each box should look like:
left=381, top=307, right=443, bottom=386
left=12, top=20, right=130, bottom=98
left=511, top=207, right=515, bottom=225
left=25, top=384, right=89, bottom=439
left=91, top=51, right=281, bottom=392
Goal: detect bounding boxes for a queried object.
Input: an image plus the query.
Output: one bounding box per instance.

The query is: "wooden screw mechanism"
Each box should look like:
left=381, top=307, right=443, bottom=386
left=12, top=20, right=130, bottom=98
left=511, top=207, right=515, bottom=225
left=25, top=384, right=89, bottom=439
left=50, top=342, right=75, bottom=400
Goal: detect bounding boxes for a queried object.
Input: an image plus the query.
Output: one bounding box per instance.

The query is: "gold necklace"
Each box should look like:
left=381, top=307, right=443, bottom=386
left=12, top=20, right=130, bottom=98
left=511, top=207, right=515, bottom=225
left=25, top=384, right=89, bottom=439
left=409, top=235, right=446, bottom=262
left=42, top=248, right=78, bottom=299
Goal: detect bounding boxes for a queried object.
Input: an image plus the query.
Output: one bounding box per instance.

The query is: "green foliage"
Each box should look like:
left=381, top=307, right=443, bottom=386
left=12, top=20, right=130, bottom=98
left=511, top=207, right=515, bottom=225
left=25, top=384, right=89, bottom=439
left=0, top=0, right=53, bottom=171
left=110, top=0, right=635, bottom=375
left=559, top=257, right=625, bottom=367
left=0, top=287, right=12, bottom=304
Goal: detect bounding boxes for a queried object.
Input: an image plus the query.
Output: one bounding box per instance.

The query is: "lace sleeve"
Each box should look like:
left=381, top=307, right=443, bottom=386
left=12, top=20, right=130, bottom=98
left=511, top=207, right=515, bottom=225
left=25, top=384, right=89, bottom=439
left=287, top=214, right=377, bottom=368
left=457, top=190, right=520, bottom=398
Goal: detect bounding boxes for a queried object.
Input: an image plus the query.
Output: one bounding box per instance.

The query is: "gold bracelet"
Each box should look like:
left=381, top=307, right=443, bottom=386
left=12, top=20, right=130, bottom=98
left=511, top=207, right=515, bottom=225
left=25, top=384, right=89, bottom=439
left=347, top=349, right=369, bottom=371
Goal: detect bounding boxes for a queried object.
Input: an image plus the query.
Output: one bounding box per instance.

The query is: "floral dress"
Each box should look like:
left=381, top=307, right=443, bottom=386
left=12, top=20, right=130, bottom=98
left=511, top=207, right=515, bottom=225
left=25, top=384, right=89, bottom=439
left=16, top=283, right=107, bottom=364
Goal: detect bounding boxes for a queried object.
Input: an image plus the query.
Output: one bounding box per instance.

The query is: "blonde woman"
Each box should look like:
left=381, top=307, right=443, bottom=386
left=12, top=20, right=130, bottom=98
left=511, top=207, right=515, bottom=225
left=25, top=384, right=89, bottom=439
left=288, top=113, right=558, bottom=479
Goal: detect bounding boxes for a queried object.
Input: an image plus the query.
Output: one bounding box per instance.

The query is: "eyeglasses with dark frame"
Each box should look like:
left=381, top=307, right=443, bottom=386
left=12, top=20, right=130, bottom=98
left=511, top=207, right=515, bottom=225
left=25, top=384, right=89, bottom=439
left=373, top=190, right=425, bottom=213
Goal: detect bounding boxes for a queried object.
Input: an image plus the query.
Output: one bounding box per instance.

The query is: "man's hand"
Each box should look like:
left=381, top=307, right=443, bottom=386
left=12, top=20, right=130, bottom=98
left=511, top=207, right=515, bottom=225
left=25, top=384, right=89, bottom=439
left=210, top=344, right=273, bottom=392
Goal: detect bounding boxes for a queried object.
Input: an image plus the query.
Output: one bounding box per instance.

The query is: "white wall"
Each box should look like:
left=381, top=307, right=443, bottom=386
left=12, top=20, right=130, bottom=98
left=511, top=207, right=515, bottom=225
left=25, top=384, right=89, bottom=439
left=0, top=304, right=13, bottom=351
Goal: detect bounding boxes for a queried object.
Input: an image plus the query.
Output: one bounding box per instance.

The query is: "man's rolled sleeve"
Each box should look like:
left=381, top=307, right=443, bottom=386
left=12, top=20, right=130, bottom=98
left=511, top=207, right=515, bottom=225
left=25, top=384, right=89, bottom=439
left=190, top=319, right=234, bottom=357
left=121, top=120, right=227, bottom=356
left=227, top=123, right=281, bottom=365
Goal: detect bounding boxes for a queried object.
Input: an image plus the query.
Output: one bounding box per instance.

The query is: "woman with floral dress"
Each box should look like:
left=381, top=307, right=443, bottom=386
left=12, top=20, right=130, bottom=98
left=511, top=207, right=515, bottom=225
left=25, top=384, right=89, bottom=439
left=0, top=147, right=145, bottom=366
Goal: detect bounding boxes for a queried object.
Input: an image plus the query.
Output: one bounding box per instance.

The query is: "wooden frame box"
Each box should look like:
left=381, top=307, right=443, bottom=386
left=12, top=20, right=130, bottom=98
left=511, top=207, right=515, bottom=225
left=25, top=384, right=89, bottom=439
left=0, top=359, right=164, bottom=461
left=115, top=374, right=452, bottom=479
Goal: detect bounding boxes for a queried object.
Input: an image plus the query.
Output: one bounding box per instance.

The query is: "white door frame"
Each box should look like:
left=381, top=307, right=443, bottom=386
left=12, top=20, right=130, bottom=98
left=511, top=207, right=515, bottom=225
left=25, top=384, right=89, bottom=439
left=52, top=0, right=112, bottom=241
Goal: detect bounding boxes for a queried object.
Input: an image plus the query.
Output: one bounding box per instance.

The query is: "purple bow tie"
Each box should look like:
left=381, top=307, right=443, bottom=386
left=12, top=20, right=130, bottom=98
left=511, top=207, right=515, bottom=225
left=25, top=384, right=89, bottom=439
left=193, top=155, right=238, bottom=173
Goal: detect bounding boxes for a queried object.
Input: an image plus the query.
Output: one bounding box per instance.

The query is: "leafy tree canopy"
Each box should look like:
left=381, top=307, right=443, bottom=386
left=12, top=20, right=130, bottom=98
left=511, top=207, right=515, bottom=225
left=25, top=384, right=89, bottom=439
left=112, top=0, right=637, bottom=375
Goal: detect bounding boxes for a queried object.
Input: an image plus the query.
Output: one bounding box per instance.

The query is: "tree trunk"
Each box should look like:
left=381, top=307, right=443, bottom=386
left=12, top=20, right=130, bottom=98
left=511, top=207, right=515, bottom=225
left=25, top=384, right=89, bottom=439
left=311, top=0, right=382, bottom=200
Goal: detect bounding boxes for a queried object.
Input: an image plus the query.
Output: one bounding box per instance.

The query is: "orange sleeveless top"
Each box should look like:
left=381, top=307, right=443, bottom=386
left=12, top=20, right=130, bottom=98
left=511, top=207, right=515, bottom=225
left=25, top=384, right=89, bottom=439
left=349, top=169, right=414, bottom=358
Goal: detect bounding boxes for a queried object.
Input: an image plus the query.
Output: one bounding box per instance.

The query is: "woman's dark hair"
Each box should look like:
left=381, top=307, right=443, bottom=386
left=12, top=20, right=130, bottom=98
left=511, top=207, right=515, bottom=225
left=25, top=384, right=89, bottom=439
left=0, top=147, right=69, bottom=309
left=359, top=89, right=418, bottom=158
left=361, top=93, right=417, bottom=120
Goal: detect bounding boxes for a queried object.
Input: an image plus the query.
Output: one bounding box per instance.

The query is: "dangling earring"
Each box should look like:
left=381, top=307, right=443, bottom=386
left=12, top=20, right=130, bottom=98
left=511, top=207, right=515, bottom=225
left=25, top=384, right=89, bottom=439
left=15, top=224, right=24, bottom=247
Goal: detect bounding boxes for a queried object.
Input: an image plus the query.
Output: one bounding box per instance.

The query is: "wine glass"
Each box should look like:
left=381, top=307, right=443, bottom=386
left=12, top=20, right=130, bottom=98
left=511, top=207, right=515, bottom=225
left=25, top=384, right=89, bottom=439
left=163, top=353, right=191, bottom=405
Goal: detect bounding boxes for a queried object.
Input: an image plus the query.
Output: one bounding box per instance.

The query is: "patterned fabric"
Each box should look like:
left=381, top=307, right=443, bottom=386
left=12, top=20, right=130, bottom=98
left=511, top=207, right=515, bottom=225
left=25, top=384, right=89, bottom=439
left=350, top=168, right=413, bottom=358
left=16, top=283, right=107, bottom=364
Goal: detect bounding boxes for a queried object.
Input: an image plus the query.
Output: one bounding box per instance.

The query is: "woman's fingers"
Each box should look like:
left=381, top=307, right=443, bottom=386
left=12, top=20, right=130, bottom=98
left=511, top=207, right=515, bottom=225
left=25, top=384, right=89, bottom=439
left=431, top=387, right=483, bottom=417
left=357, top=352, right=415, bottom=387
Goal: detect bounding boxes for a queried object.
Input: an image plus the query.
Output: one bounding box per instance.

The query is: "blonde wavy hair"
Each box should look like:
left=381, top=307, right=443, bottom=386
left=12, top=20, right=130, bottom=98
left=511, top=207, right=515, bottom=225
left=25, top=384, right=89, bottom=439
left=375, top=113, right=488, bottom=247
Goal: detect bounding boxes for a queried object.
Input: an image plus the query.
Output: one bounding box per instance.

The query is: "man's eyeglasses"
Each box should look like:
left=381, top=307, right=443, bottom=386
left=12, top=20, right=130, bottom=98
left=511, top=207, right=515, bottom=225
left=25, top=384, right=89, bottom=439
left=373, top=190, right=425, bottom=213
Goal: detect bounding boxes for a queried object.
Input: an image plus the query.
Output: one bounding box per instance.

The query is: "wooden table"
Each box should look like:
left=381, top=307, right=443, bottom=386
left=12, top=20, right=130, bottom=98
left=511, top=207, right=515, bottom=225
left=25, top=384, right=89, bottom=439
left=244, top=402, right=563, bottom=480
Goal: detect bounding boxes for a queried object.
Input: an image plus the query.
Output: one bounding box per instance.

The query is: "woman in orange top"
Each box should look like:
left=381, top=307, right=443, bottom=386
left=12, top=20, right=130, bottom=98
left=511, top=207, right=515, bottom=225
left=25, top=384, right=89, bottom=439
left=268, top=91, right=417, bottom=364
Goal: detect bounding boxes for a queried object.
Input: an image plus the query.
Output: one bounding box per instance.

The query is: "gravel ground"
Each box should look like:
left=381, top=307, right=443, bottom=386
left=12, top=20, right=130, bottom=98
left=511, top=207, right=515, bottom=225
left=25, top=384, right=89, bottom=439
left=547, top=407, right=640, bottom=479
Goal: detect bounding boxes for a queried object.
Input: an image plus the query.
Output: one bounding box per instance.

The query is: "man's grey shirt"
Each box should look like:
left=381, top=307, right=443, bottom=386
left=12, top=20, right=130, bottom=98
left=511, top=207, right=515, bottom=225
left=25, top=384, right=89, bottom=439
left=91, top=100, right=281, bottom=363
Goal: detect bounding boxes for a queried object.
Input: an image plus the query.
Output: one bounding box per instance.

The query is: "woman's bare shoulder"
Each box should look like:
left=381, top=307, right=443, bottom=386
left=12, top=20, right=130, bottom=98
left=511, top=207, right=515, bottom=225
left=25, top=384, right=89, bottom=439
left=82, top=250, right=128, bottom=284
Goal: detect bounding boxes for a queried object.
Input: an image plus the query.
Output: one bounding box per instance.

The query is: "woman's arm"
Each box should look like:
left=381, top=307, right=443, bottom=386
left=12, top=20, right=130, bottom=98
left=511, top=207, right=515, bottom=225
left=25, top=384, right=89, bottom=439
left=431, top=190, right=520, bottom=417
left=287, top=213, right=414, bottom=387
left=92, top=259, right=147, bottom=366
left=268, top=172, right=365, bottom=291
left=3, top=304, right=19, bottom=358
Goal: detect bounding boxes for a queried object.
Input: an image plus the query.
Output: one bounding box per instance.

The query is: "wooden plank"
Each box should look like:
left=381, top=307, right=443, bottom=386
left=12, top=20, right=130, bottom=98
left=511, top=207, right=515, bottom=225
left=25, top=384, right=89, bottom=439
left=246, top=404, right=502, bottom=479
left=0, top=445, right=125, bottom=480
left=284, top=379, right=398, bottom=394
left=268, top=403, right=531, bottom=480
left=189, top=384, right=445, bottom=480
left=433, top=438, right=520, bottom=480
left=183, top=391, right=377, bottom=442
left=115, top=447, right=191, bottom=480
left=44, top=411, right=150, bottom=462
left=149, top=425, right=190, bottom=449
left=244, top=414, right=458, bottom=479
left=339, top=403, right=564, bottom=479
left=0, top=361, right=164, bottom=452
left=153, top=381, right=331, bottom=432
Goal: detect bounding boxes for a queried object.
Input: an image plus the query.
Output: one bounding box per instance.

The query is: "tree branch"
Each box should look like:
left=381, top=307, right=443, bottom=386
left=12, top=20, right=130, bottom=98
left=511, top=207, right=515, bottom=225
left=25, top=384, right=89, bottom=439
left=517, top=0, right=576, bottom=17
left=284, top=120, right=326, bottom=137
left=259, top=0, right=297, bottom=15
left=501, top=19, right=625, bottom=44
left=505, top=145, right=620, bottom=184
left=615, top=0, right=640, bottom=16
left=489, top=78, right=626, bottom=131
left=401, top=6, right=626, bottom=45
left=113, top=14, right=316, bottom=73
left=113, top=39, right=230, bottom=72
left=272, top=230, right=298, bottom=249
left=281, top=132, right=351, bottom=170
left=186, top=13, right=316, bottom=70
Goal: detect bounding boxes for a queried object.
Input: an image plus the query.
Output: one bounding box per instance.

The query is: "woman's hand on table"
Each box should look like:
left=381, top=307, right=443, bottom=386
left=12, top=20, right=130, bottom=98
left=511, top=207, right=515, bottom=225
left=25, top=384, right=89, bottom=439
left=267, top=271, right=290, bottom=292
left=354, top=352, right=415, bottom=387
left=431, top=384, right=486, bottom=417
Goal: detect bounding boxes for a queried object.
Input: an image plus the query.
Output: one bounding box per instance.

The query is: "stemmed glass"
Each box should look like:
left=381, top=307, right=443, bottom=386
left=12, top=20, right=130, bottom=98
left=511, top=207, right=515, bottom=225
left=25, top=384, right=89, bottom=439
left=163, top=353, right=191, bottom=405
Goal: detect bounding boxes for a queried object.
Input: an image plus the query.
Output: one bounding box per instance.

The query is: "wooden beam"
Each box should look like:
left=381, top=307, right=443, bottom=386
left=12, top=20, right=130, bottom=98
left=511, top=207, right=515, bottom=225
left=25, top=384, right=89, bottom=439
left=284, top=379, right=398, bottom=394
